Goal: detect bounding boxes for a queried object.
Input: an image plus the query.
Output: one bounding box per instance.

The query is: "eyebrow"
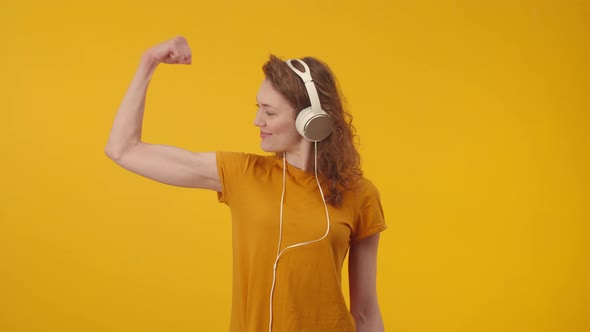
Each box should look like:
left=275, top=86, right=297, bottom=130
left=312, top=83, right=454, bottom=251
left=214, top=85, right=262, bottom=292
left=256, top=100, right=279, bottom=110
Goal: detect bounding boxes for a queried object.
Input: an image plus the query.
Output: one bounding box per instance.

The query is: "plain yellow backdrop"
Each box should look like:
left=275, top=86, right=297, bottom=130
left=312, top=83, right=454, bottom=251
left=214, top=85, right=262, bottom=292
left=1, top=0, right=588, bottom=331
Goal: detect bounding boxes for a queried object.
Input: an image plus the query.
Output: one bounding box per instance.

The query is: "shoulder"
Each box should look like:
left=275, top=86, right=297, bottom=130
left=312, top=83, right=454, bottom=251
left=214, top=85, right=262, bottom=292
left=353, top=177, right=384, bottom=211
left=339, top=176, right=382, bottom=210
left=355, top=177, right=381, bottom=198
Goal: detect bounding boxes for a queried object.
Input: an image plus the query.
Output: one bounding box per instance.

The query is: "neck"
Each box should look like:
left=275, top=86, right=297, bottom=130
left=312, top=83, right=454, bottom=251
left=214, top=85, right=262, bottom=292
left=285, top=142, right=315, bottom=172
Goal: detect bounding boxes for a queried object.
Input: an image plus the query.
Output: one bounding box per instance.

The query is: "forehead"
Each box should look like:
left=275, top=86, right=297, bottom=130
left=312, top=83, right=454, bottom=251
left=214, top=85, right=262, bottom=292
left=256, top=79, right=292, bottom=109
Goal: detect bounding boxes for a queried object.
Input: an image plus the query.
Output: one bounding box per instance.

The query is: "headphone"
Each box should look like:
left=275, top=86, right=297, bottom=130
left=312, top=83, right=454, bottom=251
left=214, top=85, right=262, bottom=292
left=285, top=59, right=333, bottom=142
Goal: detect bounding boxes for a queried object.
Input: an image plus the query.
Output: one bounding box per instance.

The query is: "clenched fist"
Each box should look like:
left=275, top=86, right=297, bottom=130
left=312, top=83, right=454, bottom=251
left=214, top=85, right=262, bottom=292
left=145, top=36, right=192, bottom=65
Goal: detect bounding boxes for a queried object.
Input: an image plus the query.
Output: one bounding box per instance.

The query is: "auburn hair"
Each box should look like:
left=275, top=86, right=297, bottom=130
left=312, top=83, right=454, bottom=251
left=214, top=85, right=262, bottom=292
left=262, top=54, right=363, bottom=207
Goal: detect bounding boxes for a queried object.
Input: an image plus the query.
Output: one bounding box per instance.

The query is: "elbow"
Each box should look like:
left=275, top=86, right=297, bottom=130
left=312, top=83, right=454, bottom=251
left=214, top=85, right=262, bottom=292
left=352, top=311, right=384, bottom=332
left=104, top=142, right=131, bottom=161
left=105, top=140, right=141, bottom=161
left=351, top=301, right=384, bottom=332
left=104, top=146, right=119, bottom=161
left=104, top=143, right=122, bottom=161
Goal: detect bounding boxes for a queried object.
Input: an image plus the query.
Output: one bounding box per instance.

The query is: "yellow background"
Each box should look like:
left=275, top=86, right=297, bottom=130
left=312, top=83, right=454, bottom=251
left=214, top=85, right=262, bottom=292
left=1, top=0, right=588, bottom=331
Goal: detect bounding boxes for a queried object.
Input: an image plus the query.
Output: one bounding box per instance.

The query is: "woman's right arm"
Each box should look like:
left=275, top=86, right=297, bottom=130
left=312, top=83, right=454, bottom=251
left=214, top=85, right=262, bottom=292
left=104, top=36, right=221, bottom=192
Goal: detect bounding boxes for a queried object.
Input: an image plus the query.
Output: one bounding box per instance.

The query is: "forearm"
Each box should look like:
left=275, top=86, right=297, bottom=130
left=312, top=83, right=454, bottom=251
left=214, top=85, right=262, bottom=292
left=105, top=53, right=159, bottom=159
left=352, top=309, right=384, bottom=332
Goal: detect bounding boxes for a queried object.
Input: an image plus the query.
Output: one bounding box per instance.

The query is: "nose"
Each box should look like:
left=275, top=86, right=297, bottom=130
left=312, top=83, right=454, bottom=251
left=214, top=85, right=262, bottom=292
left=253, top=110, right=265, bottom=127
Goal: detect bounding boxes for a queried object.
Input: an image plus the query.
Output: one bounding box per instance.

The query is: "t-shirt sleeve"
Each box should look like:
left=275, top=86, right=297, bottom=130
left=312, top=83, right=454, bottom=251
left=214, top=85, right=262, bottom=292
left=350, top=179, right=387, bottom=244
left=215, top=151, right=248, bottom=205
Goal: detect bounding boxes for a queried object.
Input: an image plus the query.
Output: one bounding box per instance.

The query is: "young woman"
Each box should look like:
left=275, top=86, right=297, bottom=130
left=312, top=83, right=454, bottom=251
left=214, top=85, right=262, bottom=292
left=105, top=36, right=386, bottom=332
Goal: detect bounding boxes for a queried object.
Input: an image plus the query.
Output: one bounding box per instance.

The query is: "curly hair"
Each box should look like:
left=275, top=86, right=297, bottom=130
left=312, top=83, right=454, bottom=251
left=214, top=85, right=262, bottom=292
left=262, top=54, right=363, bottom=207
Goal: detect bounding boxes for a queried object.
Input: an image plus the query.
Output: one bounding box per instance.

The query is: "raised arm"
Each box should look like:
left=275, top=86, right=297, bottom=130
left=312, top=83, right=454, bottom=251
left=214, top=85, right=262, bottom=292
left=104, top=36, right=221, bottom=192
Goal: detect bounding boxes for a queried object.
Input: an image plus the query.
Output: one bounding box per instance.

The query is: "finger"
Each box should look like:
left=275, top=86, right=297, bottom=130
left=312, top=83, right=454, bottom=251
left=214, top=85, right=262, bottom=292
left=177, top=44, right=191, bottom=59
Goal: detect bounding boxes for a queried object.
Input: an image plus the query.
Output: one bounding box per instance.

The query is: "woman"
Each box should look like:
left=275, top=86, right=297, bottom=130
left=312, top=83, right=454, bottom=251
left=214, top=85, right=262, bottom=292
left=105, top=36, right=386, bottom=332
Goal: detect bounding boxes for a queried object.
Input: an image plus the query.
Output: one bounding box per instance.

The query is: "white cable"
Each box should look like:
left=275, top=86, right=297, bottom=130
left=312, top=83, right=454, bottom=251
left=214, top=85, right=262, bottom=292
left=268, top=143, right=331, bottom=332
left=268, top=153, right=287, bottom=332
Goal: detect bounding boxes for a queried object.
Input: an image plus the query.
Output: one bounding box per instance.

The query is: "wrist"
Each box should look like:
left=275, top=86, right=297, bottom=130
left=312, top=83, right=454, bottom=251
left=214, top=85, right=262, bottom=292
left=141, top=49, right=161, bottom=65
left=137, top=52, right=160, bottom=77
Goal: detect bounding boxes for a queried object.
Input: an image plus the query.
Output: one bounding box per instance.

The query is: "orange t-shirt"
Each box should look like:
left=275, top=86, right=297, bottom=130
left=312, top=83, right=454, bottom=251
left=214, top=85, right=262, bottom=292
left=216, top=151, right=387, bottom=332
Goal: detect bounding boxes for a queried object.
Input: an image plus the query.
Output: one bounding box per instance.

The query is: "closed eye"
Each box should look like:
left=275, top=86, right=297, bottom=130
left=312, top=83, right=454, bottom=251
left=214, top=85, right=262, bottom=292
left=256, top=103, right=276, bottom=116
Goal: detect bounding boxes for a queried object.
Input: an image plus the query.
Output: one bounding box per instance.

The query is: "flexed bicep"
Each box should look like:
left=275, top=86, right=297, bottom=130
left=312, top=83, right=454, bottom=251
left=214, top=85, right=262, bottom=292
left=109, top=143, right=221, bottom=191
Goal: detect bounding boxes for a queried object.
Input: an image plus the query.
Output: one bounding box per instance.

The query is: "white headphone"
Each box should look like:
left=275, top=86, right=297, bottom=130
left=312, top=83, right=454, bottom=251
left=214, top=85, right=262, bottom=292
left=285, top=59, right=333, bottom=142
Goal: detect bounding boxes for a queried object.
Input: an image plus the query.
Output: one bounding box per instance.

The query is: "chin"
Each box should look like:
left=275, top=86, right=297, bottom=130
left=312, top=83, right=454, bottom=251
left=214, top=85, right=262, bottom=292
left=260, top=143, right=276, bottom=153
left=260, top=141, right=287, bottom=153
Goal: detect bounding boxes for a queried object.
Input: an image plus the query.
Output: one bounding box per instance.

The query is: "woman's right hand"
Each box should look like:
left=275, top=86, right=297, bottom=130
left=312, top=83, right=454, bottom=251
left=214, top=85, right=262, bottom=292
left=145, top=36, right=192, bottom=65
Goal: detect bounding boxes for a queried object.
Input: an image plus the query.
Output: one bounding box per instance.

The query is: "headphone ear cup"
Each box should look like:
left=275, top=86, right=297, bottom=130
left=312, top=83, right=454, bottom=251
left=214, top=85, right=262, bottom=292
left=296, top=107, right=333, bottom=142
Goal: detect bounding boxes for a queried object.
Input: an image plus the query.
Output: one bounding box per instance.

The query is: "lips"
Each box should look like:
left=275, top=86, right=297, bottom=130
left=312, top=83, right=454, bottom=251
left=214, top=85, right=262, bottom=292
left=260, top=132, right=272, bottom=138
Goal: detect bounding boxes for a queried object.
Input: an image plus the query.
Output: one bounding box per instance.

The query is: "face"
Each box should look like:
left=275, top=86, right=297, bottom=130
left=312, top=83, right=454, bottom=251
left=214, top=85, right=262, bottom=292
left=254, top=79, right=305, bottom=153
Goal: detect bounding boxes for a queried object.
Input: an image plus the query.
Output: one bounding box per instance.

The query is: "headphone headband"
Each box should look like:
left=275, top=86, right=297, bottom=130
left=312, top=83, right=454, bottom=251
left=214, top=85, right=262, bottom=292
left=285, top=59, right=323, bottom=116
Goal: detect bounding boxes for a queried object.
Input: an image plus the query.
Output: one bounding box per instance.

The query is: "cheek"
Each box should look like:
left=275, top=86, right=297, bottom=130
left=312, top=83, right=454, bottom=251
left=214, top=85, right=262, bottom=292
left=274, top=119, right=297, bottom=135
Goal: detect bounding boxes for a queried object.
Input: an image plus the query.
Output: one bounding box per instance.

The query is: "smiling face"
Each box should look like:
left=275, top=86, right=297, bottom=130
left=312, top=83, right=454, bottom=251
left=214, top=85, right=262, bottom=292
left=254, top=79, right=307, bottom=153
